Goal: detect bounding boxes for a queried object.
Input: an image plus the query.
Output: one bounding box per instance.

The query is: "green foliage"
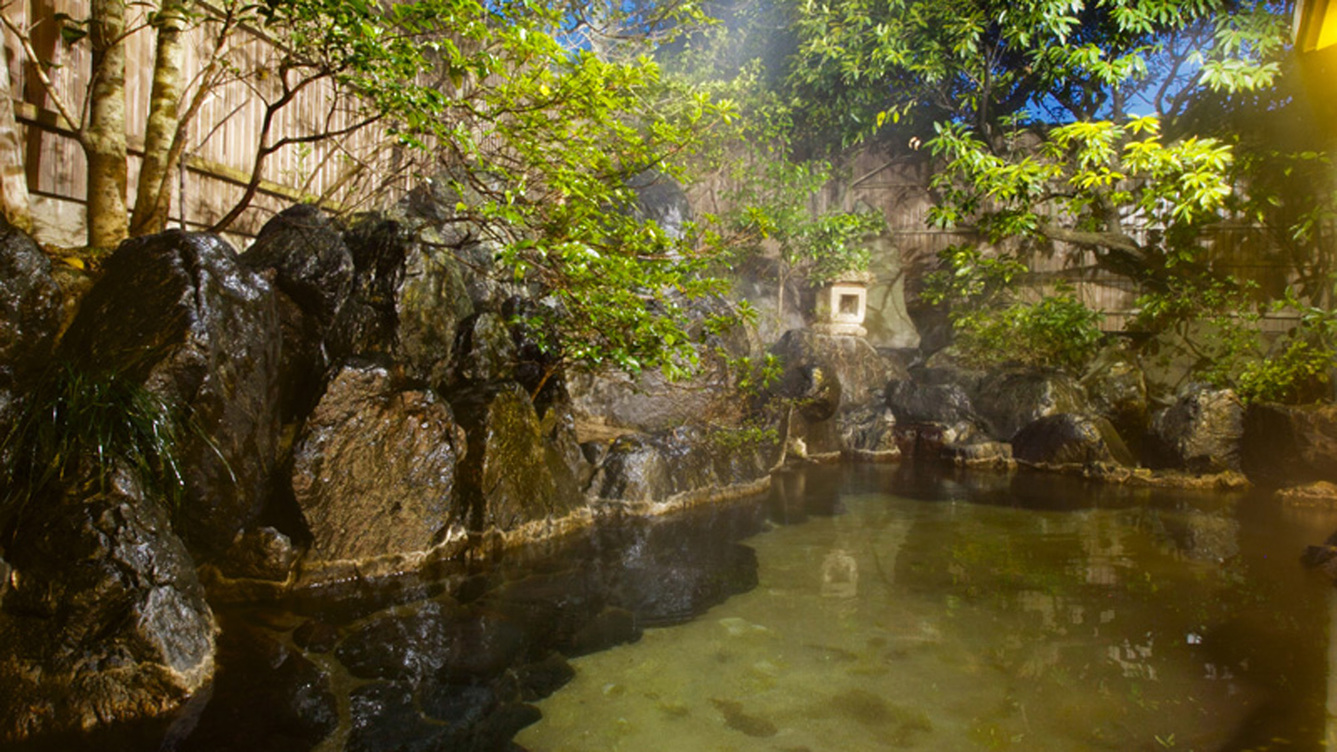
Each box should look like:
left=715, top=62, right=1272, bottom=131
left=1235, top=338, right=1332, bottom=404
left=724, top=352, right=783, bottom=396
left=706, top=421, right=780, bottom=451
left=1, top=361, right=192, bottom=529
left=783, top=0, right=1288, bottom=149
left=256, top=0, right=751, bottom=382
left=922, top=245, right=1028, bottom=308
left=952, top=293, right=1104, bottom=372
left=1233, top=288, right=1337, bottom=404
left=1132, top=277, right=1337, bottom=404
left=925, top=245, right=1102, bottom=371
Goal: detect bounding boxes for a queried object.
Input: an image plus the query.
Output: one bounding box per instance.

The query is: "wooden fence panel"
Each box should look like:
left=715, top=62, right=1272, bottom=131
left=5, top=0, right=408, bottom=247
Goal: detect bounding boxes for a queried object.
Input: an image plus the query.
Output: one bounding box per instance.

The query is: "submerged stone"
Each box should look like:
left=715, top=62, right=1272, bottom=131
left=179, top=618, right=337, bottom=752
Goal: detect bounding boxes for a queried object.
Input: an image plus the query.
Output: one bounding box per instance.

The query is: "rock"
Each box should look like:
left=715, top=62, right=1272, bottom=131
left=589, top=426, right=775, bottom=504
left=778, top=363, right=843, bottom=422
left=480, top=570, right=603, bottom=654
left=331, top=217, right=408, bottom=362
left=1150, top=384, right=1244, bottom=473
left=885, top=379, right=978, bottom=426
left=222, top=526, right=298, bottom=581
left=451, top=382, right=582, bottom=531
left=893, top=423, right=978, bottom=459
left=1011, top=413, right=1134, bottom=467
left=590, top=434, right=671, bottom=502
left=293, top=364, right=465, bottom=567
left=1276, top=481, right=1337, bottom=506
left=241, top=206, right=354, bottom=327
left=292, top=620, right=341, bottom=654
left=440, top=611, right=531, bottom=680
left=769, top=329, right=908, bottom=412
left=514, top=653, right=575, bottom=701
left=839, top=404, right=901, bottom=461
left=613, top=542, right=759, bottom=627
left=629, top=170, right=692, bottom=239
left=544, top=400, right=594, bottom=491
left=567, top=296, right=759, bottom=433
left=347, top=681, right=451, bottom=752
left=393, top=226, right=474, bottom=390
left=336, top=601, right=461, bottom=681
left=0, top=217, right=62, bottom=403
left=418, top=682, right=497, bottom=727
left=57, top=230, right=283, bottom=559
left=454, top=312, right=517, bottom=383
left=972, top=368, right=1088, bottom=441
left=940, top=440, right=1014, bottom=467
left=563, top=606, right=641, bottom=657
left=240, top=207, right=355, bottom=418
left=1242, top=403, right=1337, bottom=487
left=0, top=478, right=216, bottom=745
left=335, top=602, right=527, bottom=682
left=1080, top=346, right=1149, bottom=444
left=179, top=620, right=337, bottom=752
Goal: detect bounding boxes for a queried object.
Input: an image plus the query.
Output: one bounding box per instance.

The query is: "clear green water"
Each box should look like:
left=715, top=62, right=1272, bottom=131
left=518, top=464, right=1337, bottom=752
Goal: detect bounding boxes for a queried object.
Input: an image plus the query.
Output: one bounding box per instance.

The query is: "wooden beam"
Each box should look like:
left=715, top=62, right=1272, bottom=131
left=11, top=99, right=339, bottom=208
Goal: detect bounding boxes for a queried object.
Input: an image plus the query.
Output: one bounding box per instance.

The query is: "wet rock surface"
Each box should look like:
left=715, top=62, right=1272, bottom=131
left=1151, top=384, right=1244, bottom=473
left=770, top=329, right=907, bottom=412
left=292, top=364, right=465, bottom=569
left=972, top=368, right=1088, bottom=441
left=839, top=404, right=901, bottom=461
left=1242, top=402, right=1337, bottom=487
left=451, top=382, right=582, bottom=531
left=590, top=425, right=776, bottom=504
left=57, top=230, right=283, bottom=560
left=1080, top=347, right=1149, bottom=447
left=1011, top=413, right=1134, bottom=468
left=0, top=479, right=216, bottom=746
left=0, top=216, right=62, bottom=410
left=568, top=296, right=759, bottom=434
left=886, top=378, right=978, bottom=427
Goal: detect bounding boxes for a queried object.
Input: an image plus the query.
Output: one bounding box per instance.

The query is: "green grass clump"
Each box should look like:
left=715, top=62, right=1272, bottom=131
left=1, top=360, right=190, bottom=530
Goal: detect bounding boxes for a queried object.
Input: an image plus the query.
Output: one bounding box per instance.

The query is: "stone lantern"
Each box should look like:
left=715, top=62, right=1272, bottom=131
left=812, top=270, right=872, bottom=337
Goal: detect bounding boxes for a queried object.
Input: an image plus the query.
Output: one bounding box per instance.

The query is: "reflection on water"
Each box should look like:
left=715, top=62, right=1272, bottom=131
left=518, top=463, right=1337, bottom=752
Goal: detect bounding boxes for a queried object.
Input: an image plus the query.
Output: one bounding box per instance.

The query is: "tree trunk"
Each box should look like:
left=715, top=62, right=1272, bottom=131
left=86, top=0, right=129, bottom=251
left=0, top=35, right=32, bottom=233
left=130, top=0, right=186, bottom=236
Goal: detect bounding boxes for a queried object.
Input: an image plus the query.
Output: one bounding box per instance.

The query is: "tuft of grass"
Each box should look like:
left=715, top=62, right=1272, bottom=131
left=1, top=360, right=191, bottom=530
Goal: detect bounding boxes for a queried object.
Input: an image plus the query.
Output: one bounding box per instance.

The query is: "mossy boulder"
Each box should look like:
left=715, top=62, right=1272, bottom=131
left=450, top=382, right=583, bottom=531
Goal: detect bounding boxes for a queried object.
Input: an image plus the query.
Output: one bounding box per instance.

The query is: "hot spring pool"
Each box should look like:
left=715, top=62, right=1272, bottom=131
left=516, top=463, right=1337, bottom=752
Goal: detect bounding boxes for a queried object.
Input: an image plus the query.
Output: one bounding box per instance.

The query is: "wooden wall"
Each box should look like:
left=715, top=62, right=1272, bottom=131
left=4, top=0, right=409, bottom=249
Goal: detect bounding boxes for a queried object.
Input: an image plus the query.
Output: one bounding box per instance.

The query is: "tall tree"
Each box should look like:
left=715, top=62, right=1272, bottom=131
left=0, top=33, right=32, bottom=232
left=129, top=0, right=187, bottom=235
left=84, top=0, right=128, bottom=250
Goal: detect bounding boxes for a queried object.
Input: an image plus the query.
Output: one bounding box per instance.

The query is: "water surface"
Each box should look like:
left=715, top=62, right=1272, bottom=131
left=518, top=463, right=1337, bottom=752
